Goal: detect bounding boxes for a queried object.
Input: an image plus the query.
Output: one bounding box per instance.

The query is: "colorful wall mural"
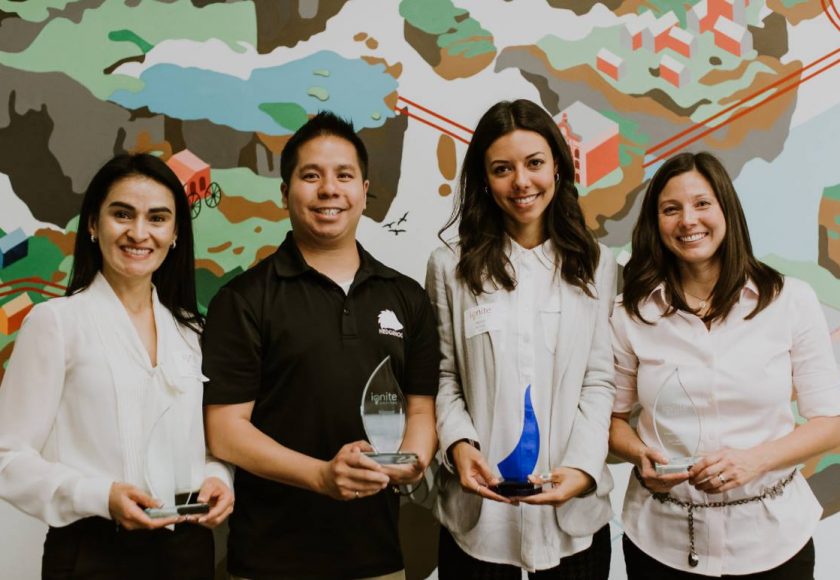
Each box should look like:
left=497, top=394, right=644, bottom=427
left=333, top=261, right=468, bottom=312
left=1, top=1, right=840, bottom=578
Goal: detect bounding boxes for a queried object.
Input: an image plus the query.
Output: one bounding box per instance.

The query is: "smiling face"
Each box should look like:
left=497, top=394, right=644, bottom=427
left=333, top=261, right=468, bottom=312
left=657, top=169, right=726, bottom=273
left=89, top=175, right=178, bottom=287
left=484, top=129, right=557, bottom=247
left=282, top=135, right=369, bottom=251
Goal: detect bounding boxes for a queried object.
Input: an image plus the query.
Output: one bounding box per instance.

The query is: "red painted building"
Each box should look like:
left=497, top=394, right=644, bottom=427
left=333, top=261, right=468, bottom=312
left=555, top=101, right=620, bottom=188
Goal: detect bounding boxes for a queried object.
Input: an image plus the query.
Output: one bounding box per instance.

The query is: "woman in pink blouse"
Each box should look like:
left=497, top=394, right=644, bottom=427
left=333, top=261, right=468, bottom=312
left=609, top=151, right=840, bottom=579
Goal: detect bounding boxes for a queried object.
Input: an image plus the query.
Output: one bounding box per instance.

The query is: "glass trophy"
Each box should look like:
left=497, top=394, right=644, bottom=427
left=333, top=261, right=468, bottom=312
left=489, top=385, right=541, bottom=497
left=652, top=367, right=702, bottom=474
left=360, top=356, right=418, bottom=465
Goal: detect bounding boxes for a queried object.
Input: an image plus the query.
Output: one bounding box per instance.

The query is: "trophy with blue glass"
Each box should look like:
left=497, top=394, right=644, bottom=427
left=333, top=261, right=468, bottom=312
left=360, top=356, right=418, bottom=465
left=489, top=385, right=541, bottom=497
left=652, top=367, right=702, bottom=474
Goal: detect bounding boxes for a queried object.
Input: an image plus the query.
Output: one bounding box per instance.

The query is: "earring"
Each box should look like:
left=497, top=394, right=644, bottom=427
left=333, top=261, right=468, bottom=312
left=90, top=234, right=96, bottom=243
left=554, top=172, right=560, bottom=182
left=171, top=239, right=177, bottom=249
left=483, top=185, right=489, bottom=195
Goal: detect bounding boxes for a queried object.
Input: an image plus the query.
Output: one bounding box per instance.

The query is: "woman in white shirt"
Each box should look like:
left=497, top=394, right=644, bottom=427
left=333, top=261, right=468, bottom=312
left=0, top=154, right=233, bottom=579
left=426, top=99, right=616, bottom=579
left=609, top=151, right=840, bottom=578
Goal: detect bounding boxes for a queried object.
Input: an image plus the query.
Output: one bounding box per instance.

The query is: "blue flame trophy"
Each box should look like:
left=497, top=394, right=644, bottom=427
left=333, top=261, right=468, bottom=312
left=652, top=367, right=702, bottom=474
left=360, top=356, right=418, bottom=465
left=488, top=385, right=542, bottom=497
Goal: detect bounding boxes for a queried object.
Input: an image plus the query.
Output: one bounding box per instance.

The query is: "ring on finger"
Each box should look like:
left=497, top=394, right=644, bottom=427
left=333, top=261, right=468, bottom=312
left=718, top=473, right=727, bottom=485
left=355, top=490, right=360, bottom=499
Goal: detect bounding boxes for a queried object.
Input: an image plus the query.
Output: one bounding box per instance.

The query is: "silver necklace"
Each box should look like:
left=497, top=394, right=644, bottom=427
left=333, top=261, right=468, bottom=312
left=683, top=289, right=712, bottom=310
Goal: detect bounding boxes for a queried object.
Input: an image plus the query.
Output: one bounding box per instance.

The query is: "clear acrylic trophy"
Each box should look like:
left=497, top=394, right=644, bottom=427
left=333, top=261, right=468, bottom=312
left=652, top=367, right=702, bottom=474
left=489, top=385, right=541, bottom=497
left=360, top=356, right=418, bottom=465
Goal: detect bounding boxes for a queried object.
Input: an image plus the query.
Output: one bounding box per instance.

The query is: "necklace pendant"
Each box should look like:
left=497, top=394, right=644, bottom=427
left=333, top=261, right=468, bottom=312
left=699, top=301, right=707, bottom=309
left=688, top=551, right=700, bottom=567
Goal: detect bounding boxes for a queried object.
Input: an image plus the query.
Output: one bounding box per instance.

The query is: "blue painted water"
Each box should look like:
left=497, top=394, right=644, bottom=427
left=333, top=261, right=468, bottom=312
left=108, top=50, right=398, bottom=135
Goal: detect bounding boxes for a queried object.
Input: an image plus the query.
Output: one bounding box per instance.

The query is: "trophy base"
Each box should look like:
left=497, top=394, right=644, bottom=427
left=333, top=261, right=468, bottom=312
left=655, top=457, right=698, bottom=474
left=488, top=480, right=541, bottom=497
left=364, top=451, right=418, bottom=465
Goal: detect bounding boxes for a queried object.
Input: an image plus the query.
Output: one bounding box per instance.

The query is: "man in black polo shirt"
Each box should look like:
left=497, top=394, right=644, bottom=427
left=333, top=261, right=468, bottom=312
left=202, top=112, right=439, bottom=579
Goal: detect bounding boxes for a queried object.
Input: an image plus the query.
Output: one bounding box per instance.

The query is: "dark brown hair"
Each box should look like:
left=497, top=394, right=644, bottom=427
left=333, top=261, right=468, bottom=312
left=439, top=99, right=599, bottom=296
left=621, top=151, right=783, bottom=323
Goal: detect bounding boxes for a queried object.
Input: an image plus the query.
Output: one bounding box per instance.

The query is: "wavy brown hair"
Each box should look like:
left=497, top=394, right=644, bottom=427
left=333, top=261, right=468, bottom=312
left=439, top=99, right=600, bottom=296
left=621, top=151, right=782, bottom=324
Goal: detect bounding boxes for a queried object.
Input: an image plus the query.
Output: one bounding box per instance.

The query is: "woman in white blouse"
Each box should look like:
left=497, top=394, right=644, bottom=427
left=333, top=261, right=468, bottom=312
left=426, top=99, right=616, bottom=579
left=0, top=154, right=233, bottom=579
left=610, top=151, right=840, bottom=579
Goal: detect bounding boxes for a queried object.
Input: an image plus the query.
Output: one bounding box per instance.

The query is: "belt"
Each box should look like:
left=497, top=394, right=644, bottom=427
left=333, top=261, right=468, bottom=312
left=175, top=491, right=200, bottom=505
left=635, top=467, right=796, bottom=568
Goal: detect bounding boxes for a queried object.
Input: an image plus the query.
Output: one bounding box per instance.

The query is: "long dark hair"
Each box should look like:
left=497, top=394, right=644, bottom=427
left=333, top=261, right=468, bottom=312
left=67, top=153, right=203, bottom=332
left=621, top=151, right=783, bottom=323
left=439, top=99, right=600, bottom=296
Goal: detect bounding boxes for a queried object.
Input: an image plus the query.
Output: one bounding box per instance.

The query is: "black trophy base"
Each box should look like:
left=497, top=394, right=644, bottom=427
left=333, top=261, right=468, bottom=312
left=489, top=480, right=541, bottom=497
left=364, top=451, right=418, bottom=465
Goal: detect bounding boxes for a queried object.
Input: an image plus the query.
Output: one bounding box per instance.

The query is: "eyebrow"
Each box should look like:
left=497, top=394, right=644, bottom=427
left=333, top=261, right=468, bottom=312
left=297, top=163, right=358, bottom=172
left=107, top=201, right=173, bottom=214
left=489, top=151, right=546, bottom=165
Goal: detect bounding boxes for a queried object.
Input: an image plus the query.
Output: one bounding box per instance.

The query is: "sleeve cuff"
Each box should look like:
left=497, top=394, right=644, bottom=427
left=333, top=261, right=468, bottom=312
left=204, top=459, right=235, bottom=488
left=73, top=477, right=114, bottom=520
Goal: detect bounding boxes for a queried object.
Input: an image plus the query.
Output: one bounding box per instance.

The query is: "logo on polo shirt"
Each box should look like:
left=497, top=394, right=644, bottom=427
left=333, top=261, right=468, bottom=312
left=378, top=309, right=404, bottom=338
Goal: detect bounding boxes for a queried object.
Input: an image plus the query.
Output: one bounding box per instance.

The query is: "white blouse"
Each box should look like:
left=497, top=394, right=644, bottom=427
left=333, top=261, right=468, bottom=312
left=452, top=239, right=592, bottom=571
left=611, top=277, right=840, bottom=576
left=0, top=273, right=231, bottom=527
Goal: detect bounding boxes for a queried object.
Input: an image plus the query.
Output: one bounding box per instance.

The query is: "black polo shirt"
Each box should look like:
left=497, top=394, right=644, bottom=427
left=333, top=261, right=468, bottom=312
left=202, top=232, right=439, bottom=579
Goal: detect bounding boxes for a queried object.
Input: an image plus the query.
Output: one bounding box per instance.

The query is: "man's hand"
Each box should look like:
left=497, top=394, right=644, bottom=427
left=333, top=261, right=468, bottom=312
left=317, top=441, right=390, bottom=501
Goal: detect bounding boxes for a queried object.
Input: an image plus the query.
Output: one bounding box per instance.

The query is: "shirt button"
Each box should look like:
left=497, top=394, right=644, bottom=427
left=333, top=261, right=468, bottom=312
left=343, top=308, right=350, bottom=315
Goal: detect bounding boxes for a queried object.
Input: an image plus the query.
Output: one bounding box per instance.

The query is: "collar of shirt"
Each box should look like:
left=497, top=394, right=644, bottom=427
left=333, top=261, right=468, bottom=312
left=271, top=230, right=399, bottom=285
left=506, top=236, right=558, bottom=273
left=647, top=277, right=759, bottom=312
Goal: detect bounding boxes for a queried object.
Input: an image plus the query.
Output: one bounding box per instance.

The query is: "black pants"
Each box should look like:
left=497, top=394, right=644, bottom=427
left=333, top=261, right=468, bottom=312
left=41, top=516, right=214, bottom=580
left=622, top=534, right=815, bottom=580
left=438, top=524, right=611, bottom=580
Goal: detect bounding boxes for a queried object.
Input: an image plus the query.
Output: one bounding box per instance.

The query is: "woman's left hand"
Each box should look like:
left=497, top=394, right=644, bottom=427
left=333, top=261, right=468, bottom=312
left=517, top=467, right=595, bottom=507
left=689, top=447, right=767, bottom=494
left=194, top=476, right=234, bottom=528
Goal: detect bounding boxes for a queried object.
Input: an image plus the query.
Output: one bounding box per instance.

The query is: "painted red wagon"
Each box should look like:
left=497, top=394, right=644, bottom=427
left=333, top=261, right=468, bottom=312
left=165, top=149, right=222, bottom=219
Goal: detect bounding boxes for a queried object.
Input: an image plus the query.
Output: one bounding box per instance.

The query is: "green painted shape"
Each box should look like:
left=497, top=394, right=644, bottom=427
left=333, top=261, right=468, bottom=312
left=400, top=0, right=495, bottom=56
left=191, top=168, right=291, bottom=274
left=0, top=0, right=74, bottom=23
left=829, top=230, right=840, bottom=240
left=0, top=1, right=257, bottom=100
left=108, top=29, right=154, bottom=54
left=816, top=454, right=840, bottom=473
left=761, top=254, right=840, bottom=310
left=307, top=86, right=330, bottom=102
left=0, top=235, right=65, bottom=286
left=371, top=112, right=382, bottom=121
left=823, top=184, right=840, bottom=202
left=258, top=102, right=309, bottom=132
left=195, top=266, right=243, bottom=315
left=781, top=0, right=811, bottom=7
left=313, top=69, right=330, bottom=77
left=399, top=0, right=468, bottom=35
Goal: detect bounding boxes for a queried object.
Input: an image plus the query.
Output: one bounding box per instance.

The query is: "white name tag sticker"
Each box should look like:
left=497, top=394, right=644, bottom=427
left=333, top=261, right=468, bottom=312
left=464, top=303, right=505, bottom=339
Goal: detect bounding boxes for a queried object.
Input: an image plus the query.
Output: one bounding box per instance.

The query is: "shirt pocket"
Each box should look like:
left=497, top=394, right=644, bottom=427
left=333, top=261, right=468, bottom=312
left=540, top=297, right=562, bottom=353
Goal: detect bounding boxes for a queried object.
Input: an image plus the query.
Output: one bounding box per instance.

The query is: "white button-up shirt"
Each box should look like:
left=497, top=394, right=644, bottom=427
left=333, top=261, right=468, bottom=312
left=454, top=239, right=592, bottom=571
left=611, top=277, right=840, bottom=576
left=0, top=274, right=231, bottom=527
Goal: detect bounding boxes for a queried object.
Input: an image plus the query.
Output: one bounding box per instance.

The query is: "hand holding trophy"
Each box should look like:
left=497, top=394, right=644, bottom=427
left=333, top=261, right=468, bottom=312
left=360, top=356, right=418, bottom=465
left=652, top=367, right=702, bottom=474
